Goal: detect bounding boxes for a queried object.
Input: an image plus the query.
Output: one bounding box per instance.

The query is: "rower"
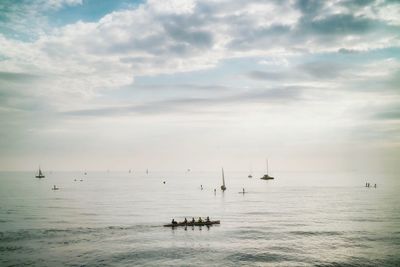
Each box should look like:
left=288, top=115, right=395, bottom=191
left=198, top=217, right=203, bottom=223
left=243, top=188, right=245, bottom=194
left=191, top=217, right=195, bottom=223
left=206, top=216, right=210, bottom=222
left=184, top=217, right=188, bottom=224
left=171, top=219, right=177, bottom=225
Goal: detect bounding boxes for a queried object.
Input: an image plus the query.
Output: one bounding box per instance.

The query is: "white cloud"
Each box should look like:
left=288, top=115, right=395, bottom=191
left=147, top=0, right=196, bottom=14
left=42, top=0, right=83, bottom=10
left=355, top=1, right=400, bottom=26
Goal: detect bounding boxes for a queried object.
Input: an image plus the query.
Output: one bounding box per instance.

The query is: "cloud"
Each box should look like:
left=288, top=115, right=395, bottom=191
left=0, top=71, right=40, bottom=83
left=338, top=48, right=361, bottom=54
left=298, top=61, right=349, bottom=79
left=247, top=60, right=352, bottom=82
left=0, top=0, right=399, bottom=110
left=61, top=86, right=303, bottom=117
left=373, top=103, right=400, bottom=121
left=304, top=14, right=374, bottom=35
left=375, top=110, right=400, bottom=120
left=247, top=70, right=294, bottom=81
left=0, top=0, right=83, bottom=40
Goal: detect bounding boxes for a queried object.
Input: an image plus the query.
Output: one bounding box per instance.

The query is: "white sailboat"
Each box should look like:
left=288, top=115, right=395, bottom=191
left=35, top=166, right=45, bottom=178
left=260, top=159, right=274, bottom=180
left=220, top=168, right=226, bottom=191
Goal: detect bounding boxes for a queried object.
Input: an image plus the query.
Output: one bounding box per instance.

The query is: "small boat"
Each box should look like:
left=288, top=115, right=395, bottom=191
left=260, top=159, right=274, bottom=180
left=260, top=174, right=274, bottom=180
left=52, top=185, right=59, bottom=190
left=248, top=174, right=252, bottom=178
left=35, top=167, right=45, bottom=178
left=220, top=168, right=226, bottom=191
left=163, top=220, right=220, bottom=227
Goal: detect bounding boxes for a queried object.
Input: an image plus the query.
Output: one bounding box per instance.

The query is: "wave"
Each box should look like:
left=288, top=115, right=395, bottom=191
left=288, top=230, right=344, bottom=237
left=0, top=224, right=157, bottom=243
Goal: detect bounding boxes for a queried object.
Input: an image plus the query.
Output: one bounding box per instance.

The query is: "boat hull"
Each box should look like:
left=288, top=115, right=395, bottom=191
left=260, top=174, right=274, bottom=180
left=163, top=220, right=220, bottom=227
left=35, top=175, right=45, bottom=178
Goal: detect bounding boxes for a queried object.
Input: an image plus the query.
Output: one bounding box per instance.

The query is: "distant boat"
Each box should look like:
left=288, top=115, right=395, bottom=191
left=52, top=185, right=59, bottom=190
left=220, top=168, right=226, bottom=191
left=248, top=165, right=253, bottom=178
left=35, top=167, right=45, bottom=178
left=260, top=159, right=274, bottom=180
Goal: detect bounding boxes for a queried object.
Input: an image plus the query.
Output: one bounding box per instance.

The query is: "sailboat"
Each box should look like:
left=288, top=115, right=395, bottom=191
left=35, top=167, right=45, bottom=178
left=260, top=159, right=274, bottom=180
left=220, top=168, right=226, bottom=191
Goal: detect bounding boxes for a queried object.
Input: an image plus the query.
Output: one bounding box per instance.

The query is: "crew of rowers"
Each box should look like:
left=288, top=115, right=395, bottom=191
left=171, top=216, right=211, bottom=225
left=365, top=182, right=377, bottom=188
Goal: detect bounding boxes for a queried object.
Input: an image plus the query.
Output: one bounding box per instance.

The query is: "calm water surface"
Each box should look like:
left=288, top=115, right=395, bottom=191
left=1, top=171, right=399, bottom=266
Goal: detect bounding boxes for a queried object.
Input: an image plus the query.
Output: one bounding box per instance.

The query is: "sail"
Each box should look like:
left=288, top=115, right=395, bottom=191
left=260, top=158, right=274, bottom=180
left=36, top=166, right=45, bottom=178
left=222, top=168, right=225, bottom=187
left=220, top=168, right=227, bottom=191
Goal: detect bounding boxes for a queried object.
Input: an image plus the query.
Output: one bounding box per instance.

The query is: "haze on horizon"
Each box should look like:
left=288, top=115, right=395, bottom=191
left=0, top=0, right=399, bottom=174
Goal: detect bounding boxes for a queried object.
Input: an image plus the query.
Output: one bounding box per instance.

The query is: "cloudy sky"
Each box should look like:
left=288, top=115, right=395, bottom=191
left=0, top=0, right=399, bottom=172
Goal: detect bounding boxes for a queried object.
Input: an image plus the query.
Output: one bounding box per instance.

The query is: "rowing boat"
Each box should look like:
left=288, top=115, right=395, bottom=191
left=163, top=220, right=220, bottom=227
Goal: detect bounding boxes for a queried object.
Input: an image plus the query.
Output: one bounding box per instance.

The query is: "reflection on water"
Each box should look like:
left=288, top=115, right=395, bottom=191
left=0, top=171, right=399, bottom=266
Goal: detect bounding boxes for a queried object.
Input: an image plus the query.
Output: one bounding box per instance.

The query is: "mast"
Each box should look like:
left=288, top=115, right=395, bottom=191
left=266, top=159, right=269, bottom=175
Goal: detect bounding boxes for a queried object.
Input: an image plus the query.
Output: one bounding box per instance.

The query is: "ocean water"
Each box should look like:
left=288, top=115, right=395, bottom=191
left=0, top=170, right=399, bottom=266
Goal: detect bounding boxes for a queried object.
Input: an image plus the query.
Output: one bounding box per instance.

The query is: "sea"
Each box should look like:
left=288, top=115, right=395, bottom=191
left=0, top=170, right=399, bottom=266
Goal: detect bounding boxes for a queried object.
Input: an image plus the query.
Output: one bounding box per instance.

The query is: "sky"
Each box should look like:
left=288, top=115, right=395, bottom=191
left=0, top=0, right=399, bottom=173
